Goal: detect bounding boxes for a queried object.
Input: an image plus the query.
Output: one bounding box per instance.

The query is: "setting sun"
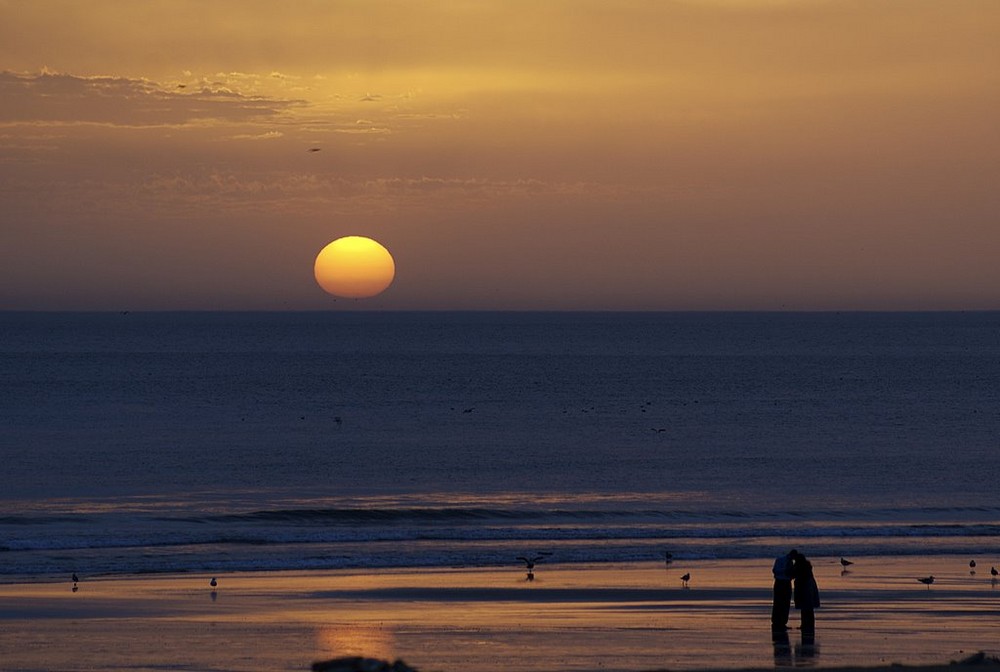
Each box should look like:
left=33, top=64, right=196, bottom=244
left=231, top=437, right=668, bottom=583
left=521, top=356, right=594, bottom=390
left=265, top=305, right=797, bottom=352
left=314, top=236, right=395, bottom=299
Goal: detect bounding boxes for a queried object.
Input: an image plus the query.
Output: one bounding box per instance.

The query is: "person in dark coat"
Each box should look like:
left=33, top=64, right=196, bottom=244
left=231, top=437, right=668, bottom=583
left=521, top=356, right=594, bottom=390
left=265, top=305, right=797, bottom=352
left=792, top=551, right=821, bottom=633
left=771, top=549, right=796, bottom=630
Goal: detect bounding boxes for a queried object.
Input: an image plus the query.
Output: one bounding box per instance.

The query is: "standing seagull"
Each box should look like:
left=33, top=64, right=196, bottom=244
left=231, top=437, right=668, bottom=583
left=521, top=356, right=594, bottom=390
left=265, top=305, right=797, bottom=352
left=72, top=573, right=79, bottom=585
left=917, top=576, right=934, bottom=589
left=680, top=572, right=690, bottom=587
left=210, top=577, right=218, bottom=588
left=991, top=566, right=998, bottom=578
left=839, top=557, right=854, bottom=569
left=969, top=560, right=977, bottom=574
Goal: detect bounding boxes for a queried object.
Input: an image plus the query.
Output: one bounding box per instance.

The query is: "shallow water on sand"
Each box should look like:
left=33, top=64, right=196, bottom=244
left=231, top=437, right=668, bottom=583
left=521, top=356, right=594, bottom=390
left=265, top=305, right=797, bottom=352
left=1, top=556, right=998, bottom=672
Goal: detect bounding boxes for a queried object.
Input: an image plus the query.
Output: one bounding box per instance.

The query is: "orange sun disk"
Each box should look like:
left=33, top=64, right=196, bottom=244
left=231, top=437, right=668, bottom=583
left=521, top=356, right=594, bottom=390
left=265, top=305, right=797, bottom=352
left=314, top=236, right=395, bottom=299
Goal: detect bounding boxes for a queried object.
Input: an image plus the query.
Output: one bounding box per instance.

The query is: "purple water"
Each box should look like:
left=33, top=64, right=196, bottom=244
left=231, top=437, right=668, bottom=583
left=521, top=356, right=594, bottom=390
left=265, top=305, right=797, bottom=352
left=2, top=311, right=999, bottom=578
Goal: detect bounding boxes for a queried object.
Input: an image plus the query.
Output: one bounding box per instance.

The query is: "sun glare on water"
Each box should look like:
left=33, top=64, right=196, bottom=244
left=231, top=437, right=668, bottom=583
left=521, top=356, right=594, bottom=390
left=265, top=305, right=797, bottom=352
left=314, top=236, right=395, bottom=299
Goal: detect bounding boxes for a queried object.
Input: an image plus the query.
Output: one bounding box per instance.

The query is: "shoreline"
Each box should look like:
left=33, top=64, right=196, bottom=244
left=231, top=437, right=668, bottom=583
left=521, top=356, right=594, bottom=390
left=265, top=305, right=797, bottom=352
left=2, top=557, right=999, bottom=671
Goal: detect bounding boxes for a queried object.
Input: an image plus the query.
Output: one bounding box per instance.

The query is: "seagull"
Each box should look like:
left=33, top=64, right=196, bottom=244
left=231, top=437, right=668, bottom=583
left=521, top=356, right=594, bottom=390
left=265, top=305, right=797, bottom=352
left=970, top=560, right=977, bottom=574
left=917, top=576, right=934, bottom=589
left=991, top=566, right=998, bottom=578
left=210, top=577, right=218, bottom=588
left=680, top=572, right=690, bottom=587
left=516, top=555, right=548, bottom=571
left=517, top=553, right=550, bottom=582
left=839, top=557, right=854, bottom=569
left=72, top=573, right=79, bottom=584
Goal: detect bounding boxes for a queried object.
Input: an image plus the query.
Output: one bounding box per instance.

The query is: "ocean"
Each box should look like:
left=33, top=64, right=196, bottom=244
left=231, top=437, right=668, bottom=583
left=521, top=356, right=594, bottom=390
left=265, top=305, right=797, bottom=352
left=2, top=311, right=999, bottom=580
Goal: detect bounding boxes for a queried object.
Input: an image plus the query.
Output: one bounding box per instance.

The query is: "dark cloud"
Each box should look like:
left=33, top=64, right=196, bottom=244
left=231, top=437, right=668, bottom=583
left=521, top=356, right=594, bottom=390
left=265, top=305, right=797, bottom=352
left=0, top=71, right=304, bottom=126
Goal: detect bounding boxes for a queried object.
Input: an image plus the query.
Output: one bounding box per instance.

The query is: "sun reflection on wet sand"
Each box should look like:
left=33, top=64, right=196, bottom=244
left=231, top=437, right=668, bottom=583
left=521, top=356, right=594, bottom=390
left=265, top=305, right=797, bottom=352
left=317, top=624, right=397, bottom=662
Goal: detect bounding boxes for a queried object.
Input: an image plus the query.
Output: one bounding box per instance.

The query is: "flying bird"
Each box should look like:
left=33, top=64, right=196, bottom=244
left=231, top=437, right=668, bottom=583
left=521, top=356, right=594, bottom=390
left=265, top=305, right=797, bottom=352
left=517, top=553, right=550, bottom=582
left=917, top=576, right=934, bottom=588
left=516, top=555, right=548, bottom=571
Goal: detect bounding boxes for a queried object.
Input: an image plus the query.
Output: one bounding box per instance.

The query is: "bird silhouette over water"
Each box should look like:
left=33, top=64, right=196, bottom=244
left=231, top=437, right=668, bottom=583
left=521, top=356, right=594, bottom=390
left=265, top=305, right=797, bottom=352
left=970, top=560, right=977, bottom=574
left=991, top=566, right=998, bottom=578
left=663, top=551, right=673, bottom=566
left=917, top=576, right=934, bottom=589
left=72, top=573, right=79, bottom=584
left=516, top=554, right=550, bottom=571
left=680, top=572, right=690, bottom=587
left=210, top=577, right=217, bottom=588
left=517, top=552, right=552, bottom=581
left=840, top=557, right=853, bottom=569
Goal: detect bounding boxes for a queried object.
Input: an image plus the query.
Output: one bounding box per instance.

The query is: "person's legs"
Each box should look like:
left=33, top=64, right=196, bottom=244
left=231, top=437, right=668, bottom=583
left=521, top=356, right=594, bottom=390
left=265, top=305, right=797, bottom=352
left=800, top=607, right=815, bottom=633
left=771, top=580, right=791, bottom=628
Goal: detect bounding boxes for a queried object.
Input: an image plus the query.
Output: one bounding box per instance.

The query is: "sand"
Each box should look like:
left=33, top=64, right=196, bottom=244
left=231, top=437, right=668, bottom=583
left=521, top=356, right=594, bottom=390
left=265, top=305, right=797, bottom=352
left=1, top=556, right=999, bottom=672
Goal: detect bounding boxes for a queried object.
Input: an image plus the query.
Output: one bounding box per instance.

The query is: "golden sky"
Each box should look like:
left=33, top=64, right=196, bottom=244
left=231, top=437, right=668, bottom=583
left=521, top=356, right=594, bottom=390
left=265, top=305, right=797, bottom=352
left=1, top=0, right=998, bottom=310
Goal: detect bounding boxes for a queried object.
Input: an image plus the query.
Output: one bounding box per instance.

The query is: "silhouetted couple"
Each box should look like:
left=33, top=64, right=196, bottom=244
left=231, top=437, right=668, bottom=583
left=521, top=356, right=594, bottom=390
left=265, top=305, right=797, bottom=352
left=771, top=549, right=820, bottom=633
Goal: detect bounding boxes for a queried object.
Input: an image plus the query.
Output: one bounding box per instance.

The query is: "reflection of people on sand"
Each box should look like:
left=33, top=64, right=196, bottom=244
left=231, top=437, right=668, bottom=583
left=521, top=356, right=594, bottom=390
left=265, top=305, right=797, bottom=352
left=792, top=551, right=821, bottom=633
left=795, top=630, right=819, bottom=661
left=771, top=628, right=792, bottom=665
left=772, top=614, right=820, bottom=667
left=771, top=549, right=796, bottom=631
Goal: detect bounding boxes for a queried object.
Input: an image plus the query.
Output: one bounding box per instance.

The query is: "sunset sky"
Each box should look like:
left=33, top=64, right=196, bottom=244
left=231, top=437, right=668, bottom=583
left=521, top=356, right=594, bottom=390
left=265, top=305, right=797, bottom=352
left=2, top=1, right=998, bottom=310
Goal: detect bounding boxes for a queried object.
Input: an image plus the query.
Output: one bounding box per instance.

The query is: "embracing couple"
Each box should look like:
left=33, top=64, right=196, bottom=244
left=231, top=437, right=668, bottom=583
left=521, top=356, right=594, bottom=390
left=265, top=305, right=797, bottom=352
left=771, top=549, right=821, bottom=633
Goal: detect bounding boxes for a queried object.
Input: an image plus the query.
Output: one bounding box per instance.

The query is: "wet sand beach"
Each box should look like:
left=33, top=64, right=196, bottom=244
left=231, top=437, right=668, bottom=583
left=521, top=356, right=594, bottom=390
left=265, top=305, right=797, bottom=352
left=1, top=556, right=998, bottom=672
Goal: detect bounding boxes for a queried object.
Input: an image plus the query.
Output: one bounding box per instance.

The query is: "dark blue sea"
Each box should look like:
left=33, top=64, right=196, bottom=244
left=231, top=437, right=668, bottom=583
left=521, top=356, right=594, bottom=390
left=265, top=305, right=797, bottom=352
left=2, top=311, right=999, bottom=579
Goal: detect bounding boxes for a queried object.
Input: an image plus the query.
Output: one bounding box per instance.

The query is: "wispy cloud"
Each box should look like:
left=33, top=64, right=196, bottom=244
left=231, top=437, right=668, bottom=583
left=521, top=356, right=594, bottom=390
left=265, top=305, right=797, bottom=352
left=0, top=71, right=304, bottom=126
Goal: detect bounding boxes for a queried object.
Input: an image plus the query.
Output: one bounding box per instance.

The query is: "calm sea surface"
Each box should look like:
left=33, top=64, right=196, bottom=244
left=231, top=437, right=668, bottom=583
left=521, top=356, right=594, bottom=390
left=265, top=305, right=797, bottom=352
left=2, top=311, right=999, bottom=579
